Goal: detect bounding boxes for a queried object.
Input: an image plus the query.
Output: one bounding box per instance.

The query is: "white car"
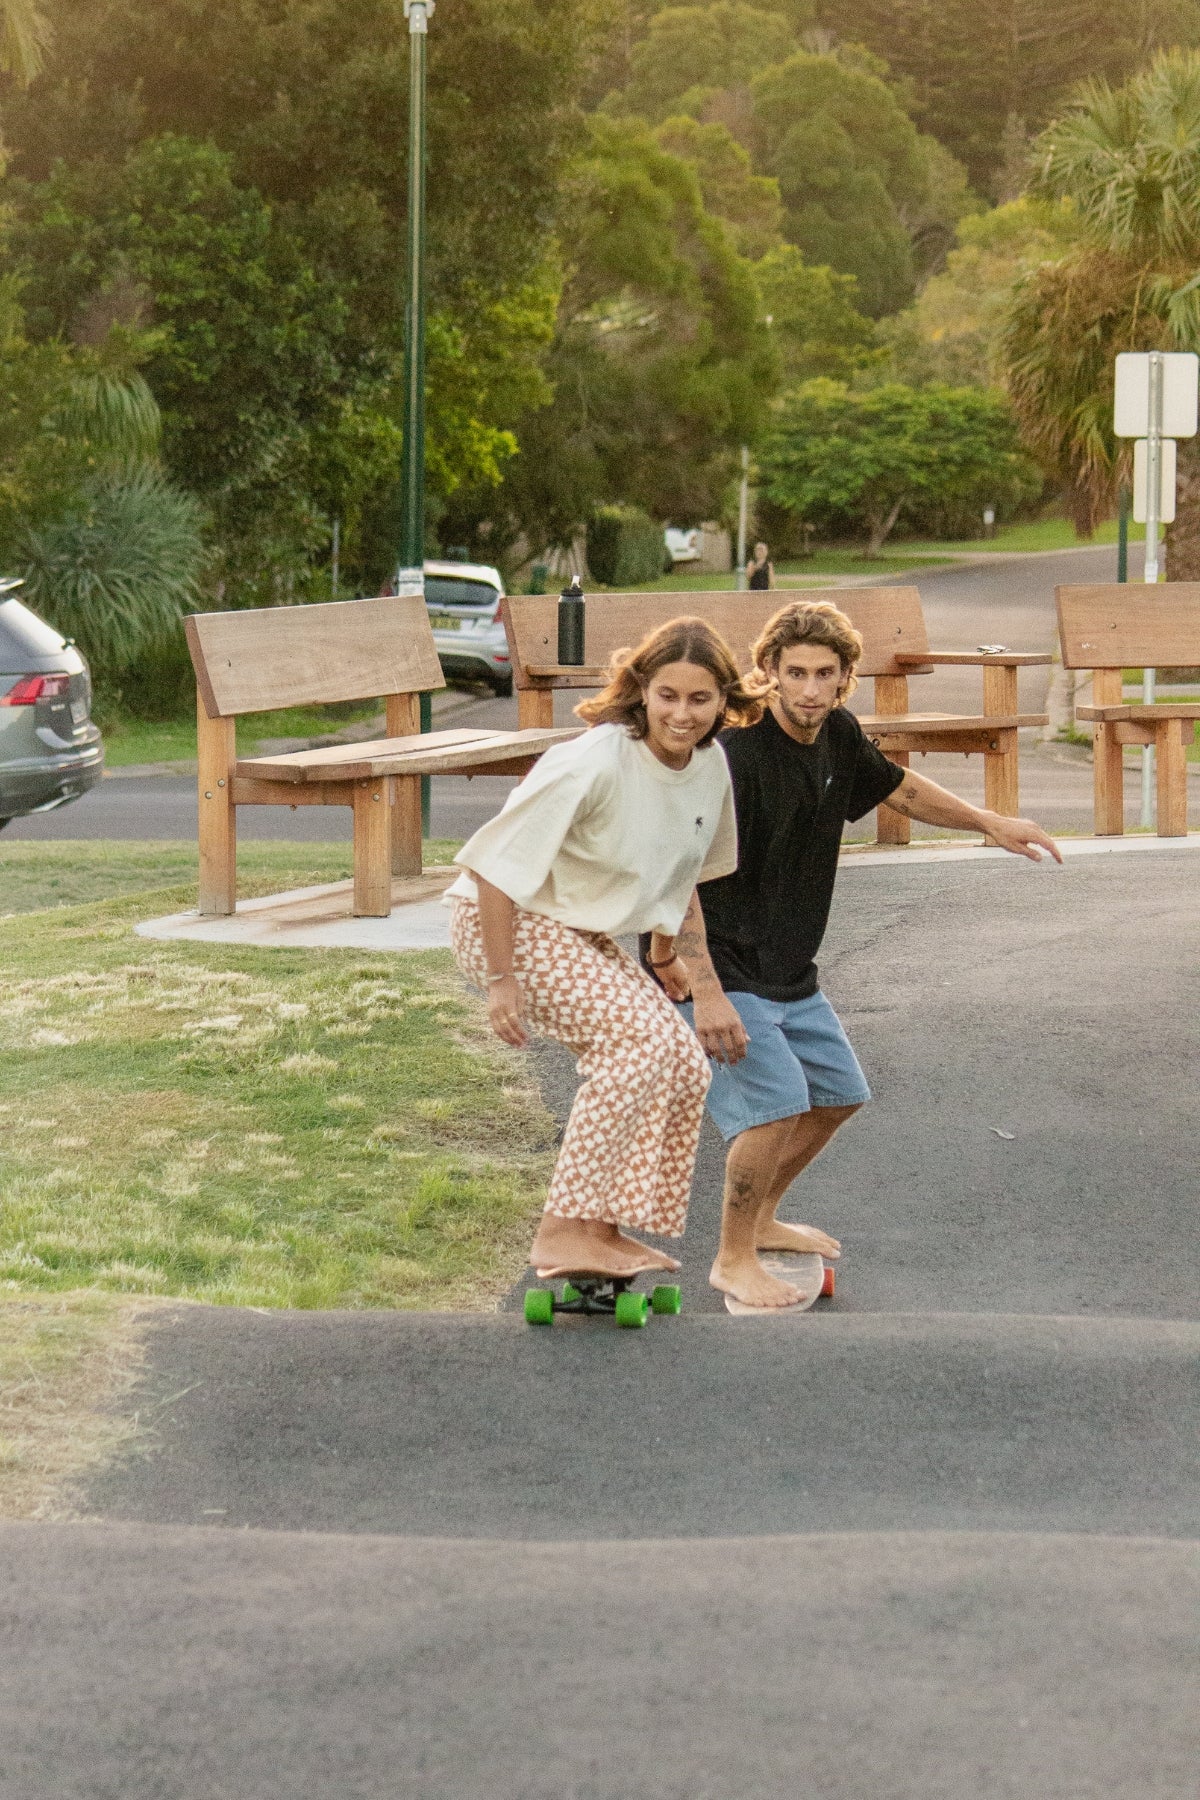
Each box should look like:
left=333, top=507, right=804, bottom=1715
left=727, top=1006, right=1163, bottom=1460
left=420, top=559, right=512, bottom=696
left=664, top=527, right=700, bottom=564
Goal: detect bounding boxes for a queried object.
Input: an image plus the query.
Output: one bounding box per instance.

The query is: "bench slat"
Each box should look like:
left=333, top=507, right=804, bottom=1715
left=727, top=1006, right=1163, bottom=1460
left=1076, top=703, right=1200, bottom=721
left=236, top=727, right=578, bottom=783
left=895, top=651, right=1051, bottom=667
left=857, top=712, right=1046, bottom=733
left=1056, top=584, right=1200, bottom=670
left=186, top=594, right=446, bottom=718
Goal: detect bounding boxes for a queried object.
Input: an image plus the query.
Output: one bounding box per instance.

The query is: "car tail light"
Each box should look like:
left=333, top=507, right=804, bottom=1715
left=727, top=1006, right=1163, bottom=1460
left=0, top=673, right=71, bottom=705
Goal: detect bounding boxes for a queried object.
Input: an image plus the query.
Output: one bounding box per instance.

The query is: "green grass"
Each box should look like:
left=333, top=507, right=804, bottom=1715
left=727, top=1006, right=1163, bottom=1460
left=99, top=701, right=385, bottom=768
left=0, top=838, right=460, bottom=915
left=0, top=877, right=555, bottom=1312
left=899, top=516, right=1145, bottom=556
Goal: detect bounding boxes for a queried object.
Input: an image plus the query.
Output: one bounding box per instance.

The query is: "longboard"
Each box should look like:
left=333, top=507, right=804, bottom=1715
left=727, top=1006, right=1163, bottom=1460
left=524, top=1268, right=682, bottom=1329
left=723, top=1252, right=835, bottom=1318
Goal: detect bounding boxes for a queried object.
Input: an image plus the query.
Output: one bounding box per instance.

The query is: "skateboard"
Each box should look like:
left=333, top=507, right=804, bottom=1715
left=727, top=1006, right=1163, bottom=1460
left=723, top=1252, right=835, bottom=1318
left=524, top=1270, right=682, bottom=1329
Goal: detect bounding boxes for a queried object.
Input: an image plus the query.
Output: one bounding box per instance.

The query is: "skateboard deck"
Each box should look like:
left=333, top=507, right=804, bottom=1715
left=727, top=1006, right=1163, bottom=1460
left=723, top=1253, right=834, bottom=1317
left=524, top=1267, right=682, bottom=1328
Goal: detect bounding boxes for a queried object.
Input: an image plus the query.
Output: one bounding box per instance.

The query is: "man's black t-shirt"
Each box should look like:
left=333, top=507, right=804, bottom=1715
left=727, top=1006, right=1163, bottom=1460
left=697, top=706, right=904, bottom=1002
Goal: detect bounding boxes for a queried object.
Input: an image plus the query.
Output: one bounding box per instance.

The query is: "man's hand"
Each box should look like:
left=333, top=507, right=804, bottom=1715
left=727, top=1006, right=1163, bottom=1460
left=486, top=974, right=529, bottom=1048
left=693, top=988, right=749, bottom=1064
left=981, top=813, right=1063, bottom=864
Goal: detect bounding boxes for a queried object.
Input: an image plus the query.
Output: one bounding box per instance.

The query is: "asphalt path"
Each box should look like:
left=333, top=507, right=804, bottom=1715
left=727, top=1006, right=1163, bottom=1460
left=3, top=849, right=1195, bottom=1797
left=6, top=543, right=1134, bottom=847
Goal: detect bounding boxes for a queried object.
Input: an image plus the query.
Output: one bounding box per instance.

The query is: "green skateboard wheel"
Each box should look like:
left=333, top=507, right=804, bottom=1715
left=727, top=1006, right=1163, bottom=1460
left=561, top=1282, right=581, bottom=1304
left=524, top=1287, right=554, bottom=1326
left=650, top=1284, right=682, bottom=1315
left=614, top=1290, right=649, bottom=1329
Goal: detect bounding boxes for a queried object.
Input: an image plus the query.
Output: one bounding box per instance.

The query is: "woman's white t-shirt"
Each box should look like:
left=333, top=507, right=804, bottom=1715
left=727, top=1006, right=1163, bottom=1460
left=445, top=721, right=737, bottom=938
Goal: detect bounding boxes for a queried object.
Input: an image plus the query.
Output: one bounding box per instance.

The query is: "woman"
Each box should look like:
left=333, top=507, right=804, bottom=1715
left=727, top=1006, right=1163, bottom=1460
left=746, top=541, right=773, bottom=589
left=446, top=617, right=765, bottom=1279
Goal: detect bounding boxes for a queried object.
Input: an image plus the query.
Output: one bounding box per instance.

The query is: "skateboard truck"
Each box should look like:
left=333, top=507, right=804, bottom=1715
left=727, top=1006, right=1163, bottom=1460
left=524, top=1275, right=682, bottom=1329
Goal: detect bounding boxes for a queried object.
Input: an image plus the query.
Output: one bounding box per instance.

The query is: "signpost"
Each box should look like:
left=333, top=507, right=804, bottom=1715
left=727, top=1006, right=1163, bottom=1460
left=400, top=0, right=435, bottom=832
left=1113, top=350, right=1199, bottom=823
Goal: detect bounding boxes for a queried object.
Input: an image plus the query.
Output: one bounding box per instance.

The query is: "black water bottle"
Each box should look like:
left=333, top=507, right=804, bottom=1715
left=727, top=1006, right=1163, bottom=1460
left=557, top=576, right=586, bottom=666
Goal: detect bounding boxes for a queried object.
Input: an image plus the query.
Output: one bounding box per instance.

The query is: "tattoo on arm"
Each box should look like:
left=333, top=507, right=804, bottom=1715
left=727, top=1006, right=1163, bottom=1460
left=676, top=890, right=723, bottom=990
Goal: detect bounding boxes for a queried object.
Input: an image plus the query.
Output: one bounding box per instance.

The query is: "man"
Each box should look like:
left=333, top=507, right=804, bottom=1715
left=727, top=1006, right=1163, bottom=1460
left=647, top=600, right=1062, bottom=1310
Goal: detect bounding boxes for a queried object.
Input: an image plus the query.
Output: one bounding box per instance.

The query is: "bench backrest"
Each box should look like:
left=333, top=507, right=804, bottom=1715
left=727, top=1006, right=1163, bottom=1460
left=1057, top=584, right=1200, bottom=670
left=185, top=595, right=446, bottom=719
left=501, top=587, right=932, bottom=682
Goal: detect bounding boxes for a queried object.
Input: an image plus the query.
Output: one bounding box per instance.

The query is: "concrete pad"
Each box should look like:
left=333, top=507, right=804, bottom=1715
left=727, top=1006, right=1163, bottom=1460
left=135, top=864, right=457, bottom=950
left=132, top=831, right=1200, bottom=950
left=85, top=1307, right=1199, bottom=1541
left=1, top=1522, right=1195, bottom=1799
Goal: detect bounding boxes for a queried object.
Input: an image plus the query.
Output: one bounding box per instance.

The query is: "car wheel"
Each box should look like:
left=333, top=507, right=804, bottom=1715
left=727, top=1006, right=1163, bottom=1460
left=491, top=673, right=513, bottom=698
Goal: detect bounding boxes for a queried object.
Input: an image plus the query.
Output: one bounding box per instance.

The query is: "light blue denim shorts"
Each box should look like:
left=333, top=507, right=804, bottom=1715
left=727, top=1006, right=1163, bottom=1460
left=679, top=988, right=871, bottom=1143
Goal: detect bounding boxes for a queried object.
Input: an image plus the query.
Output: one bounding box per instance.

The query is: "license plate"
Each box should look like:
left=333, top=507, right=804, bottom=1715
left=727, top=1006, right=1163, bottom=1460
left=70, top=699, right=88, bottom=724
left=428, top=613, right=461, bottom=631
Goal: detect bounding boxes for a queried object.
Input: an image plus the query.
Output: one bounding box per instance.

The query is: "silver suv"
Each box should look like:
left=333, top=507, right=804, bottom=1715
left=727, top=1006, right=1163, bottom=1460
left=0, top=579, right=104, bottom=829
left=422, top=560, right=512, bottom=696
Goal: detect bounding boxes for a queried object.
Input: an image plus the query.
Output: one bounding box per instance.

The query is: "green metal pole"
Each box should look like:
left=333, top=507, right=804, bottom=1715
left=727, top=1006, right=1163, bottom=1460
left=1117, top=483, right=1129, bottom=582
left=400, top=0, right=434, bottom=833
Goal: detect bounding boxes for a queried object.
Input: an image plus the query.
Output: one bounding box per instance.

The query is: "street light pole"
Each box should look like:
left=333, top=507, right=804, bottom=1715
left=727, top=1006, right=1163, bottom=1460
left=1141, top=351, right=1164, bottom=827
left=400, top=0, right=434, bottom=828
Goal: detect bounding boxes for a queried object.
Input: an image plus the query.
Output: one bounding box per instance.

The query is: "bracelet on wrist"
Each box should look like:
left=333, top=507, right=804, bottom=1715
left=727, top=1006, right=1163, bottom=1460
left=647, top=952, right=679, bottom=970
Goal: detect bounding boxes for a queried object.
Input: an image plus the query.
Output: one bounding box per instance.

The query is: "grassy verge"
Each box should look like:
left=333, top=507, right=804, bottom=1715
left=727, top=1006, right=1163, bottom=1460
left=0, top=1291, right=152, bottom=1518
left=0, top=880, right=555, bottom=1315
left=899, top=516, right=1141, bottom=556
left=99, top=701, right=386, bottom=768
left=0, top=838, right=460, bottom=914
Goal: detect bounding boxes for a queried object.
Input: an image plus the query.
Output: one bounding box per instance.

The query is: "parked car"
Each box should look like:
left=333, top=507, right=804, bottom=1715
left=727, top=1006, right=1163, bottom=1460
left=0, top=578, right=104, bottom=830
left=664, top=527, right=700, bottom=564
left=421, top=559, right=513, bottom=696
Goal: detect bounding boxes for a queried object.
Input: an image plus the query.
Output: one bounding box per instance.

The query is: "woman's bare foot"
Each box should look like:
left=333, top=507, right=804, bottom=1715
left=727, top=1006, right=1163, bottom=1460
left=530, top=1214, right=666, bottom=1279
left=613, top=1230, right=681, bottom=1272
left=756, top=1219, right=841, bottom=1259
left=709, top=1253, right=805, bottom=1309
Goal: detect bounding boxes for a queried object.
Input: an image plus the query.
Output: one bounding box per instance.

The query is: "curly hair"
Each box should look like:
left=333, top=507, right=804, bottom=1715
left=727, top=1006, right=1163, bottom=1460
left=576, top=615, right=767, bottom=745
left=750, top=600, right=863, bottom=702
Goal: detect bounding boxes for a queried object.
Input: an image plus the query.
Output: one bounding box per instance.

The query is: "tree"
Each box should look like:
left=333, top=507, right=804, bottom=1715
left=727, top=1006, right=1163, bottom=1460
left=440, top=116, right=775, bottom=565
left=880, top=197, right=1082, bottom=388
left=1, top=0, right=48, bottom=82
left=816, top=0, right=1200, bottom=196
left=754, top=244, right=878, bottom=381
left=761, top=379, right=1039, bottom=552
left=999, top=50, right=1200, bottom=554
left=748, top=52, right=968, bottom=315
left=605, top=2, right=800, bottom=122
left=653, top=115, right=783, bottom=257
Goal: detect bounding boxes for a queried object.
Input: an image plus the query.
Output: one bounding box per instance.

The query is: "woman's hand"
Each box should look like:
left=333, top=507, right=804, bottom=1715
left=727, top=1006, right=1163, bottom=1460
left=487, top=974, right=529, bottom=1048
left=656, top=955, right=692, bottom=1003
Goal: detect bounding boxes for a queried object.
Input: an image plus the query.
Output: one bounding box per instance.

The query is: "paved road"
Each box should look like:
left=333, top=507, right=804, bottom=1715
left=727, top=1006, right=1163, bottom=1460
left=7, top=545, right=1137, bottom=847
left=3, top=849, right=1196, bottom=1797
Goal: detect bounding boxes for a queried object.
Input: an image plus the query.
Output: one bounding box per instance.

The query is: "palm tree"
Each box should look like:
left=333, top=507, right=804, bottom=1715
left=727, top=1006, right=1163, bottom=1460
left=1, top=0, right=50, bottom=84
left=1000, top=50, right=1200, bottom=568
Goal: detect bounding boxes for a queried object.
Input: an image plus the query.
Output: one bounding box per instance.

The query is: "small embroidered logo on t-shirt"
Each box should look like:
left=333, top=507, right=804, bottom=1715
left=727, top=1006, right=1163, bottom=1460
left=695, top=816, right=704, bottom=831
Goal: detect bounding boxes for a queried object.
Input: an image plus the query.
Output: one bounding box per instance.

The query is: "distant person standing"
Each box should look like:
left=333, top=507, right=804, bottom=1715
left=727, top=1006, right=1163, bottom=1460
left=746, top=542, right=773, bottom=589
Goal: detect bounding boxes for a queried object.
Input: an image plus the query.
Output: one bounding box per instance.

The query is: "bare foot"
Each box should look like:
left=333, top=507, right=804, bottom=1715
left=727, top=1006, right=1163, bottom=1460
left=613, top=1232, right=681, bottom=1272
left=756, top=1219, right=840, bottom=1259
left=531, top=1215, right=664, bottom=1280
left=709, top=1254, right=805, bottom=1309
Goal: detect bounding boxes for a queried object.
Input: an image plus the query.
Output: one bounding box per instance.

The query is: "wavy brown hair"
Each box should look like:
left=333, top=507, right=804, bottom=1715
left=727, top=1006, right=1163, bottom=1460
left=750, top=600, right=863, bottom=703
left=576, top=615, right=767, bottom=746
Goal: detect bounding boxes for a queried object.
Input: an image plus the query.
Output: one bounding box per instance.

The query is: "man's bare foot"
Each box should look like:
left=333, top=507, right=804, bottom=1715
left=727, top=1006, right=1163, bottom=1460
left=756, top=1219, right=840, bottom=1259
left=530, top=1214, right=665, bottom=1279
left=709, top=1254, right=805, bottom=1309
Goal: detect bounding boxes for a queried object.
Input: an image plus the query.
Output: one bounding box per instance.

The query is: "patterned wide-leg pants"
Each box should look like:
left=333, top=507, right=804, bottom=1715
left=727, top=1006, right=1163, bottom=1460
left=449, top=898, right=711, bottom=1237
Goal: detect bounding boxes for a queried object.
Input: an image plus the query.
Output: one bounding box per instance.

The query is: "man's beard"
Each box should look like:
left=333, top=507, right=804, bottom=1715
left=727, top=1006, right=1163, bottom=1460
left=777, top=692, right=836, bottom=737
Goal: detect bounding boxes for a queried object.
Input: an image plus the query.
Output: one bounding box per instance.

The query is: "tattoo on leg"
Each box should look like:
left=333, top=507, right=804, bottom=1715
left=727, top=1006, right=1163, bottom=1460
left=727, top=1169, right=757, bottom=1214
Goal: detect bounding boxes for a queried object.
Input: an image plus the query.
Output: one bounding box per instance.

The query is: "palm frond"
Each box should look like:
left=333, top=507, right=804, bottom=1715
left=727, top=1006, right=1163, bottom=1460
left=1, top=0, right=51, bottom=84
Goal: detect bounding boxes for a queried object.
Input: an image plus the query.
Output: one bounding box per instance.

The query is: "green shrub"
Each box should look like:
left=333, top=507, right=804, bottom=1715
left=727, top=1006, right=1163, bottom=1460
left=586, top=504, right=668, bottom=587
left=17, top=465, right=208, bottom=685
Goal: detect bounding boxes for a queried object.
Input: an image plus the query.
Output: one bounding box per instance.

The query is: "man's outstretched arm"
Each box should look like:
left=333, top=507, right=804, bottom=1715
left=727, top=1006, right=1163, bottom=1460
left=649, top=890, right=749, bottom=1063
left=885, top=768, right=1063, bottom=863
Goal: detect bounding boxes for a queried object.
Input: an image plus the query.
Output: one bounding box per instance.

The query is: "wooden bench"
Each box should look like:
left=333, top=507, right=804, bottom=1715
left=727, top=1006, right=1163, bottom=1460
left=502, top=587, right=1049, bottom=845
left=1057, top=584, right=1200, bottom=837
left=185, top=594, right=576, bottom=918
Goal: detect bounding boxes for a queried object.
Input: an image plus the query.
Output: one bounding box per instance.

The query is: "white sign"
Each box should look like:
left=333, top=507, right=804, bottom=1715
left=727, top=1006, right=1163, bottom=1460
left=1132, top=437, right=1177, bottom=523
left=1114, top=352, right=1199, bottom=438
